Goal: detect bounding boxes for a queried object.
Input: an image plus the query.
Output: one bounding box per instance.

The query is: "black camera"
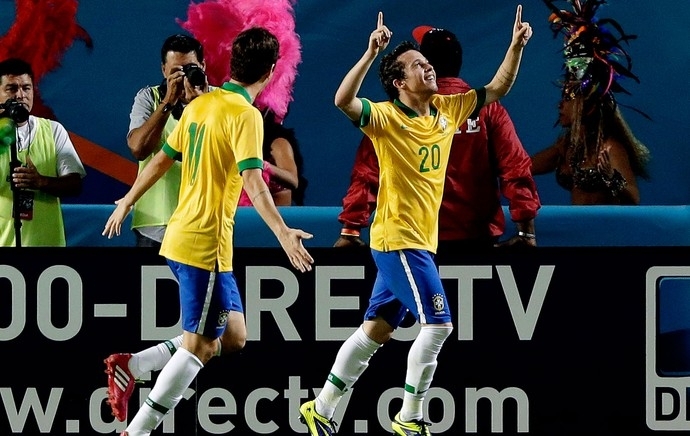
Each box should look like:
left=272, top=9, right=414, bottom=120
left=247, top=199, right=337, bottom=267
left=0, top=99, right=29, bottom=123
left=182, top=63, right=206, bottom=88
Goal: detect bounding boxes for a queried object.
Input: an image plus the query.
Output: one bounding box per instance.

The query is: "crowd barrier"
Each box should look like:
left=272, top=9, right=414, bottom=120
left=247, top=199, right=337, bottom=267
left=65, top=204, right=690, bottom=247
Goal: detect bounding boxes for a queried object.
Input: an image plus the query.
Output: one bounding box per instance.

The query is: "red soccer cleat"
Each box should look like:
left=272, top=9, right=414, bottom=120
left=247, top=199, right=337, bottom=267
left=104, top=353, right=135, bottom=422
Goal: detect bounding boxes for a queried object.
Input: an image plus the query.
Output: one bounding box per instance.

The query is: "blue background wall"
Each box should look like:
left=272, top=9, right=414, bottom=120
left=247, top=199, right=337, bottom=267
left=0, top=0, right=687, bottom=206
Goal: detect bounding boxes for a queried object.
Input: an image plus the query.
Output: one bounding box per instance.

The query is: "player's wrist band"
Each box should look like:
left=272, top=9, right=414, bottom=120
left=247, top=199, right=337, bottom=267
left=341, top=228, right=361, bottom=237
left=517, top=231, right=536, bottom=239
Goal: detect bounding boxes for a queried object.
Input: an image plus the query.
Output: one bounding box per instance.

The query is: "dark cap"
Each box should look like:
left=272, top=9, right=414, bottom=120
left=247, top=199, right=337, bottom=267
left=411, top=26, right=462, bottom=78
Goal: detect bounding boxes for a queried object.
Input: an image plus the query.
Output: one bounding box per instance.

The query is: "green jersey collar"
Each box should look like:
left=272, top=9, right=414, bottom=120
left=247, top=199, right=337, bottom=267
left=393, top=99, right=437, bottom=118
left=221, top=82, right=252, bottom=103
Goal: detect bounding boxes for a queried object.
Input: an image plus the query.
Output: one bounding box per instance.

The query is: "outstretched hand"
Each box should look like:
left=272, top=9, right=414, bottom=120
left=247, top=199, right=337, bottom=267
left=513, top=5, right=533, bottom=47
left=102, top=199, right=133, bottom=239
left=368, top=11, right=392, bottom=55
left=277, top=228, right=315, bottom=273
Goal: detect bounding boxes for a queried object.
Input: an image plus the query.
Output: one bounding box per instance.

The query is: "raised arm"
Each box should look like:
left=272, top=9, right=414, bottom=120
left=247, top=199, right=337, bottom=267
left=484, top=4, right=533, bottom=106
left=334, top=11, right=392, bottom=121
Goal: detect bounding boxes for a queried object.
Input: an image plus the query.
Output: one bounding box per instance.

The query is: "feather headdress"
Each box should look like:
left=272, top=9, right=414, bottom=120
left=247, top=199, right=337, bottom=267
left=0, top=0, right=92, bottom=119
left=178, top=0, right=301, bottom=123
left=542, top=0, right=638, bottom=103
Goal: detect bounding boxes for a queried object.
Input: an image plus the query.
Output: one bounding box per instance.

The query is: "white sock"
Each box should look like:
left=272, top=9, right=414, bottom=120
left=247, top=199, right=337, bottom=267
left=126, top=347, right=203, bottom=434
left=399, top=326, right=452, bottom=422
left=316, top=326, right=381, bottom=419
left=128, top=336, right=183, bottom=378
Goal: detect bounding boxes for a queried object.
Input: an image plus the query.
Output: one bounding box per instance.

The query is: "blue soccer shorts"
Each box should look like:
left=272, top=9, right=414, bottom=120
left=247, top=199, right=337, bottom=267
left=365, top=249, right=452, bottom=328
left=166, top=259, right=244, bottom=339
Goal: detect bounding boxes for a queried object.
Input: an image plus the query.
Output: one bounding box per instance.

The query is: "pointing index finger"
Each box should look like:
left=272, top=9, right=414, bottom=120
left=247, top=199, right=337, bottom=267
left=377, top=11, right=383, bottom=29
left=515, top=4, right=522, bottom=25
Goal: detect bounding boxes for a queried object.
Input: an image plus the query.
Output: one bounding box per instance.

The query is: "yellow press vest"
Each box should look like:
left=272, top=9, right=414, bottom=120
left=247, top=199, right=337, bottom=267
left=131, top=86, right=182, bottom=230
left=0, top=117, right=66, bottom=246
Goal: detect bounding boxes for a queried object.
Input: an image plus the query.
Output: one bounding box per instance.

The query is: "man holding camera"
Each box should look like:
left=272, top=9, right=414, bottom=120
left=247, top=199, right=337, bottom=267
left=126, top=33, right=210, bottom=247
left=0, top=57, right=86, bottom=246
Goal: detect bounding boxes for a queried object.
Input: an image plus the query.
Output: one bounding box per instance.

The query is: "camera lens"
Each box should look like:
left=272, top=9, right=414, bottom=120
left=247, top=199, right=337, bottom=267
left=10, top=105, right=29, bottom=123
left=183, top=64, right=206, bottom=88
left=1, top=99, right=29, bottom=123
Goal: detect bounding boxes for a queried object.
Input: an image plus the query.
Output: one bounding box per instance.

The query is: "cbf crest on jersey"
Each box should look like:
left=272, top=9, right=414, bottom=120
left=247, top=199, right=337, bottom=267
left=439, top=115, right=448, bottom=132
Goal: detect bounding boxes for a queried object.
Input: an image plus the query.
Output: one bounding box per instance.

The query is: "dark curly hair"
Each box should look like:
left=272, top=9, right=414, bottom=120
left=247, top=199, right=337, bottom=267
left=378, top=41, right=417, bottom=101
left=230, top=27, right=279, bottom=84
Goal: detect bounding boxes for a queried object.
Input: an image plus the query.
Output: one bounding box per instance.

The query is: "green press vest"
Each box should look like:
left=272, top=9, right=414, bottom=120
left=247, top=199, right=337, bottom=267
left=0, top=118, right=66, bottom=246
left=131, top=86, right=182, bottom=230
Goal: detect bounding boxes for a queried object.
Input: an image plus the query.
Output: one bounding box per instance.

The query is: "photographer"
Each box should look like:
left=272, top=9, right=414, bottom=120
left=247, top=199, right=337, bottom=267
left=0, top=58, right=86, bottom=247
left=126, top=33, right=211, bottom=247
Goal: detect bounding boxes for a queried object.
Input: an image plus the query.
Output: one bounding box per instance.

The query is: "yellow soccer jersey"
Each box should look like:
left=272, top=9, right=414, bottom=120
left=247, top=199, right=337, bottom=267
left=159, top=82, right=264, bottom=271
left=360, top=91, right=477, bottom=253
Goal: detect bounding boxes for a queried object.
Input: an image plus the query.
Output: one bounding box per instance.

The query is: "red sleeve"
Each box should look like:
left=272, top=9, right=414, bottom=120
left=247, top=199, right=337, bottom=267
left=337, top=135, right=379, bottom=230
left=485, top=102, right=541, bottom=222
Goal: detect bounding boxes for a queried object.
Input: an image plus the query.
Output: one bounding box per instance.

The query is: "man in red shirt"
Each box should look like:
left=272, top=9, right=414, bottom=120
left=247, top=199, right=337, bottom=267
left=334, top=26, right=541, bottom=252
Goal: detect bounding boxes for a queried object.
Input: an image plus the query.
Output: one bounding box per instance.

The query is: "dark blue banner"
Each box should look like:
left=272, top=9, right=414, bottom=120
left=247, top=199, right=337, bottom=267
left=1, top=247, right=690, bottom=435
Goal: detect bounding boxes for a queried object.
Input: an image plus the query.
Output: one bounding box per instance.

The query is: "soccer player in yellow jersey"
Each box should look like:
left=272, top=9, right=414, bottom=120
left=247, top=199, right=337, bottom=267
left=299, top=8, right=532, bottom=436
left=103, top=27, right=314, bottom=436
